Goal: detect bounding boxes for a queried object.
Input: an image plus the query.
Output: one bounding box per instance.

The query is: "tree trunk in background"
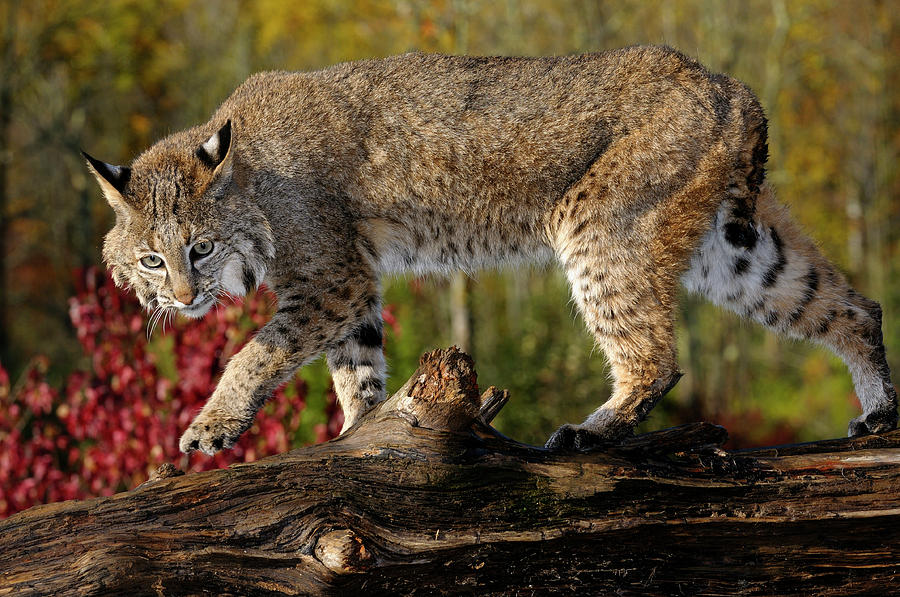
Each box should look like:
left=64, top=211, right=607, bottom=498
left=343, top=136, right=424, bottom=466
left=2, top=347, right=900, bottom=596
left=0, top=1, right=17, bottom=366
left=449, top=271, right=472, bottom=353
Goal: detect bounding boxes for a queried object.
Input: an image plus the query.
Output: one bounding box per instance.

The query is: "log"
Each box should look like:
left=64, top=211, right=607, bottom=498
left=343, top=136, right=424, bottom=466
left=2, top=346, right=900, bottom=596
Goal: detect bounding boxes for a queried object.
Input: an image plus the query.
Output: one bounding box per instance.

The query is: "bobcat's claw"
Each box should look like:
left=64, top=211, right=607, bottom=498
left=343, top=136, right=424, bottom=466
left=545, top=424, right=615, bottom=452
left=179, top=411, right=249, bottom=455
left=848, top=409, right=898, bottom=437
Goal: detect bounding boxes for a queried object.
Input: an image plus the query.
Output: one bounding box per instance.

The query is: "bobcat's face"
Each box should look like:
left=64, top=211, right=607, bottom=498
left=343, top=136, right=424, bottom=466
left=86, top=121, right=275, bottom=320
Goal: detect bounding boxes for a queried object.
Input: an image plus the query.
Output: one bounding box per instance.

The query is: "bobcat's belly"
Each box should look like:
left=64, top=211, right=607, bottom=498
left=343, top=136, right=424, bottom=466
left=360, top=211, right=553, bottom=276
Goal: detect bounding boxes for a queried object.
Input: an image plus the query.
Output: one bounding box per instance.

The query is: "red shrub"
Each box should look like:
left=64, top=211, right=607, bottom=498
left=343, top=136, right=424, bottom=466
left=0, top=268, right=335, bottom=518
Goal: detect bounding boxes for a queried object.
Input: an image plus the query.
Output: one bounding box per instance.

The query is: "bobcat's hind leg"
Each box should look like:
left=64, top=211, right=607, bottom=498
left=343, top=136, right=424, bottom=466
left=542, top=123, right=734, bottom=450
left=545, top=240, right=683, bottom=450
left=684, top=182, right=898, bottom=435
left=326, top=304, right=387, bottom=433
left=544, top=190, right=692, bottom=450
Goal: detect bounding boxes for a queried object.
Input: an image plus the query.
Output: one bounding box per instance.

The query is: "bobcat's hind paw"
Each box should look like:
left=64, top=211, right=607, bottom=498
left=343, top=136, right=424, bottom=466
left=179, top=412, right=249, bottom=455
left=545, top=424, right=616, bottom=452
left=848, top=409, right=898, bottom=437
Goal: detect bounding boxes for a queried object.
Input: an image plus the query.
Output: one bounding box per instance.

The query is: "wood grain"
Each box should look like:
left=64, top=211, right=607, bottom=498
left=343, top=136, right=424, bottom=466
left=2, top=347, right=899, bottom=596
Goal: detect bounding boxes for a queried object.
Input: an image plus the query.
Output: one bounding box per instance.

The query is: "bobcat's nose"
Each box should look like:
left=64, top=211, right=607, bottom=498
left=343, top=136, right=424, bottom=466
left=173, top=281, right=196, bottom=306
left=174, top=289, right=196, bottom=306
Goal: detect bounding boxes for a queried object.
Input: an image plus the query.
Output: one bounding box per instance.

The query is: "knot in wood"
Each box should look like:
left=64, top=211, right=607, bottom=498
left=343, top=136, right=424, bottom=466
left=314, top=529, right=372, bottom=574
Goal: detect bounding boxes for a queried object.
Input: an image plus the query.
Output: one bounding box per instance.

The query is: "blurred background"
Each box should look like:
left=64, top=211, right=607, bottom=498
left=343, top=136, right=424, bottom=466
left=1, top=0, right=898, bottom=514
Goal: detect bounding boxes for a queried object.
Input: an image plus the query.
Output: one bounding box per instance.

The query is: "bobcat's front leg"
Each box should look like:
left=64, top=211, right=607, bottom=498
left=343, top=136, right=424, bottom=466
left=178, top=334, right=307, bottom=455
left=326, top=306, right=387, bottom=432
left=180, top=264, right=380, bottom=455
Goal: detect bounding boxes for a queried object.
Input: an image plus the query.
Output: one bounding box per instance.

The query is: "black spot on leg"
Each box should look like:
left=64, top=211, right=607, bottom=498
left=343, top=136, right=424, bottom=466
left=725, top=289, right=744, bottom=303
left=330, top=354, right=353, bottom=370
left=733, top=256, right=751, bottom=276
left=803, top=266, right=820, bottom=299
left=571, top=218, right=589, bottom=237
left=744, top=298, right=765, bottom=318
left=724, top=222, right=758, bottom=251
left=353, top=321, right=383, bottom=348
left=788, top=305, right=807, bottom=325
left=323, top=308, right=344, bottom=322
left=858, top=300, right=886, bottom=351
left=274, top=324, right=293, bottom=340
left=788, top=266, right=820, bottom=326
left=359, top=377, right=385, bottom=394
left=242, top=266, right=256, bottom=293
left=730, top=202, right=753, bottom=222
left=761, top=228, right=786, bottom=288
left=212, top=436, right=224, bottom=451
left=816, top=310, right=837, bottom=336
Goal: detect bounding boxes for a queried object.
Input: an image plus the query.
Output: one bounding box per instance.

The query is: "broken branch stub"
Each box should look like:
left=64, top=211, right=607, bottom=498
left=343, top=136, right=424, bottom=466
left=389, top=346, right=483, bottom=432
left=478, top=386, right=509, bottom=425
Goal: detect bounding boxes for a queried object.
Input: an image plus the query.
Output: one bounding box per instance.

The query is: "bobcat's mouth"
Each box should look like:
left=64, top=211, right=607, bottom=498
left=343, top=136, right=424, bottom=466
left=177, top=293, right=215, bottom=319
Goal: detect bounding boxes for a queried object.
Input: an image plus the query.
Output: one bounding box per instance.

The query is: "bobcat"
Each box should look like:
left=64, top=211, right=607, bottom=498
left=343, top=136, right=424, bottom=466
left=84, top=46, right=898, bottom=455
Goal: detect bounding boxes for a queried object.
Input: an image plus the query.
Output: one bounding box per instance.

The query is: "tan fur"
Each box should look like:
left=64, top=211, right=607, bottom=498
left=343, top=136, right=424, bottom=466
left=83, top=46, right=897, bottom=454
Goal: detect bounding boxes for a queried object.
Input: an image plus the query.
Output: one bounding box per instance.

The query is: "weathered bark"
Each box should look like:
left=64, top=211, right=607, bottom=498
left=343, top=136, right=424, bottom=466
left=2, top=347, right=900, bottom=596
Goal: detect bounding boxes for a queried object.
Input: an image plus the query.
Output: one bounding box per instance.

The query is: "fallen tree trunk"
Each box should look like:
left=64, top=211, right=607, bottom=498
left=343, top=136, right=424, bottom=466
left=2, top=347, right=900, bottom=596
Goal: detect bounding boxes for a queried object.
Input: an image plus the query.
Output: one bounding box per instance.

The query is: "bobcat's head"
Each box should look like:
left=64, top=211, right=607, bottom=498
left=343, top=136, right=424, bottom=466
left=85, top=120, right=275, bottom=321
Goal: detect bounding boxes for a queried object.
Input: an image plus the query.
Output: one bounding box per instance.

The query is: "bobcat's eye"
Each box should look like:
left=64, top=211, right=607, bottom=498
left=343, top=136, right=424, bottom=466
left=140, top=254, right=164, bottom=269
left=191, top=240, right=214, bottom=259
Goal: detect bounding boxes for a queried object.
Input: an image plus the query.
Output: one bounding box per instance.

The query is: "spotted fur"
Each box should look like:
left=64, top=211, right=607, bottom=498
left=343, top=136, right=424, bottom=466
left=683, top=185, right=898, bottom=435
left=84, top=46, right=897, bottom=455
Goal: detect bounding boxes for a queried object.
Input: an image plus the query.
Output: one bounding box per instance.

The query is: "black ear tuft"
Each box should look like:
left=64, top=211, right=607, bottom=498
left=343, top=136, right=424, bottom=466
left=196, top=120, right=232, bottom=170
left=82, top=151, right=131, bottom=194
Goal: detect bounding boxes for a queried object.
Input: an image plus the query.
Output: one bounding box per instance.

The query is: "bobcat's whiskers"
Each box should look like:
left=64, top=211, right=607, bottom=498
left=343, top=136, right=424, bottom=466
left=147, top=304, right=168, bottom=339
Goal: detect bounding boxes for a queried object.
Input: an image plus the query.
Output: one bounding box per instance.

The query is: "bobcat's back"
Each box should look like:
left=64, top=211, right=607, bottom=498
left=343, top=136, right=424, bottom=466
left=215, top=46, right=760, bottom=223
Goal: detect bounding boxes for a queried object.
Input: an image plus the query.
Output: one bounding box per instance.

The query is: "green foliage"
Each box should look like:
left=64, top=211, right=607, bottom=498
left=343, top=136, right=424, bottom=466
left=3, top=0, right=899, bottom=447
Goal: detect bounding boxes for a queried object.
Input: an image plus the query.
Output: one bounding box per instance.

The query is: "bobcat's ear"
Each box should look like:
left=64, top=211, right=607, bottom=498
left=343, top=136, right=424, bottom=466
left=196, top=120, right=232, bottom=178
left=82, top=151, right=132, bottom=215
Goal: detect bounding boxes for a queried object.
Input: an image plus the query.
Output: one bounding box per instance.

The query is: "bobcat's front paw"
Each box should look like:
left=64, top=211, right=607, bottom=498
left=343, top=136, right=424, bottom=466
left=179, top=411, right=249, bottom=455
left=545, top=424, right=617, bottom=452
left=848, top=409, right=898, bottom=437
